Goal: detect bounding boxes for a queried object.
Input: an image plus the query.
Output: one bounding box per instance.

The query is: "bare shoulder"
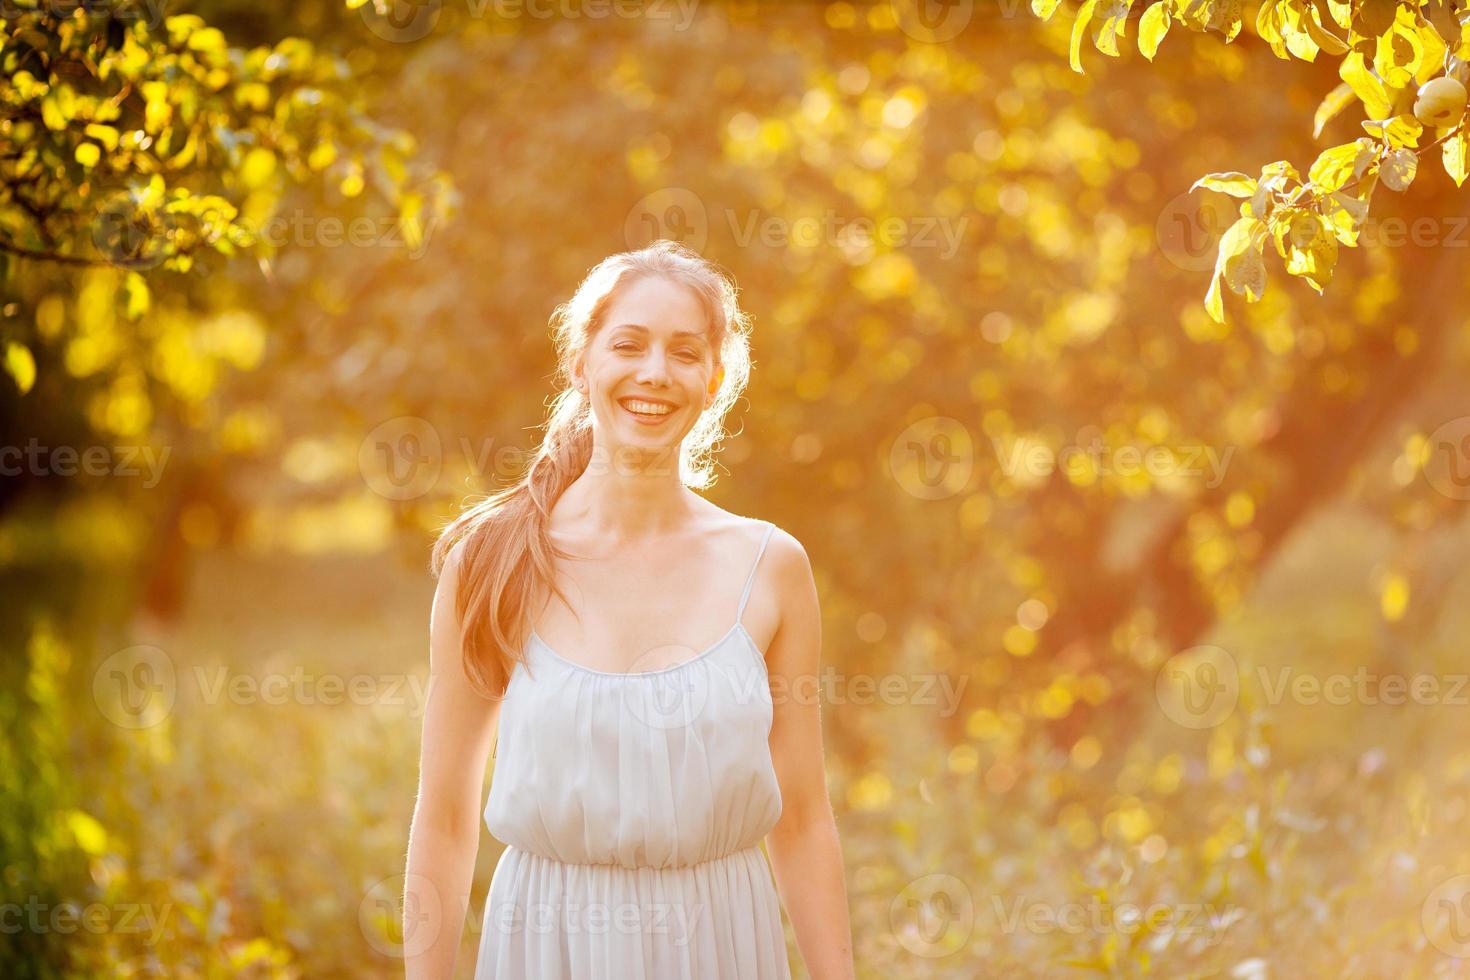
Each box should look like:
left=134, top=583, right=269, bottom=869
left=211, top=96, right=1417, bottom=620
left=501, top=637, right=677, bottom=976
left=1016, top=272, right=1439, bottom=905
left=757, top=521, right=812, bottom=588
left=688, top=500, right=811, bottom=584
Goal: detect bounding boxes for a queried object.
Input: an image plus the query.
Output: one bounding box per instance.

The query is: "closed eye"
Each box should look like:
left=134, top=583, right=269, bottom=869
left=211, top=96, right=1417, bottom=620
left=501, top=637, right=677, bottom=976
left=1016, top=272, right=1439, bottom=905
left=613, top=342, right=700, bottom=361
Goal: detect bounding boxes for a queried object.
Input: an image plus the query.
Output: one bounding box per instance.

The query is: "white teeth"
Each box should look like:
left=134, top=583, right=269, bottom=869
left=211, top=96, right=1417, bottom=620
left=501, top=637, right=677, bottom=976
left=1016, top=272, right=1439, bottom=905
left=623, top=400, right=673, bottom=416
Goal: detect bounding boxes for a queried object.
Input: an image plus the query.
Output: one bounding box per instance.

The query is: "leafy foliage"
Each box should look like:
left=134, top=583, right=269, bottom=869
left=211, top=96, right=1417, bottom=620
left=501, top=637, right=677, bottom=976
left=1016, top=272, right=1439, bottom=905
left=1041, top=0, right=1470, bottom=321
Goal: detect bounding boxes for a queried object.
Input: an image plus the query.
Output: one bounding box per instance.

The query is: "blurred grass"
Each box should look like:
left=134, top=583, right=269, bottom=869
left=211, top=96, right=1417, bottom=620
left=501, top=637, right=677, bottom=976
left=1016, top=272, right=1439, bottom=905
left=14, top=504, right=1450, bottom=977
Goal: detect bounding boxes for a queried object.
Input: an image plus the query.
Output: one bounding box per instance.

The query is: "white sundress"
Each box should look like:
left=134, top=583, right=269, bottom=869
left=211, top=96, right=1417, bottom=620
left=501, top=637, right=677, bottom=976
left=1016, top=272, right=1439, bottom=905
left=475, top=520, right=792, bottom=979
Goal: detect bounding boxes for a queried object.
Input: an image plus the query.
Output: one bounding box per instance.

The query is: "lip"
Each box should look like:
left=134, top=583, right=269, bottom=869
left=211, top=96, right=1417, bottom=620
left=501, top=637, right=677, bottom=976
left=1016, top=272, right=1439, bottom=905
left=618, top=395, right=678, bottom=408
left=618, top=396, right=678, bottom=426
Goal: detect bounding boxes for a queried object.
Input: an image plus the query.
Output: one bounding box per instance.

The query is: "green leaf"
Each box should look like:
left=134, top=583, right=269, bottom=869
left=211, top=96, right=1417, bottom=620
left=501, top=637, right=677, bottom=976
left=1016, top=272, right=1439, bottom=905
left=1139, top=2, right=1171, bottom=61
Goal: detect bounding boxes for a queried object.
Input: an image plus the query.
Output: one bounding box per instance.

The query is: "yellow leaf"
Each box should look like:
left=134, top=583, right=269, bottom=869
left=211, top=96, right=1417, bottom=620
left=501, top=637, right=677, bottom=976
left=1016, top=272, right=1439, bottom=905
left=1380, top=572, right=1410, bottom=622
left=1205, top=216, right=1263, bottom=324
left=123, top=273, right=150, bottom=320
left=4, top=342, right=36, bottom=394
left=1092, top=0, right=1134, bottom=57
left=1321, top=190, right=1369, bottom=245
left=1374, top=6, right=1425, bottom=88
left=340, top=162, right=365, bottom=198
left=1361, top=113, right=1422, bottom=149
left=1285, top=23, right=1321, bottom=62
left=186, top=27, right=227, bottom=51
left=1070, top=0, right=1099, bottom=74
left=236, top=82, right=271, bottom=112
left=1224, top=246, right=1266, bottom=301
left=1380, top=147, right=1417, bottom=191
left=308, top=140, right=338, bottom=172
left=1313, top=81, right=1356, bottom=139
left=240, top=146, right=276, bottom=189
left=400, top=192, right=424, bottom=252
left=1443, top=129, right=1469, bottom=187
left=1340, top=51, right=1394, bottom=119
left=1139, top=2, right=1171, bottom=61
left=1301, top=4, right=1348, bottom=56
left=1307, top=140, right=1374, bottom=192
left=84, top=123, right=120, bottom=150
left=1191, top=171, right=1257, bottom=197
left=41, top=87, right=74, bottom=131
left=66, top=810, right=108, bottom=856
left=1033, top=0, right=1063, bottom=21
left=1413, top=15, right=1449, bottom=86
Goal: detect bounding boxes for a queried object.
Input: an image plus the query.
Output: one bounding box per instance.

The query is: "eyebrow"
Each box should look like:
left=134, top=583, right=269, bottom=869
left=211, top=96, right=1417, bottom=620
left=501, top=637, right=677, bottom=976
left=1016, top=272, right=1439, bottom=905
left=607, top=323, right=709, bottom=342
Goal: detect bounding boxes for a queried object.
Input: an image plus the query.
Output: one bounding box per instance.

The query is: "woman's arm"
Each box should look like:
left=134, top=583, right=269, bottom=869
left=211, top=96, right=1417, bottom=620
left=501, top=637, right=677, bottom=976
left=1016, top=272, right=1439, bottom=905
left=763, top=532, right=857, bottom=980
left=404, top=542, right=501, bottom=979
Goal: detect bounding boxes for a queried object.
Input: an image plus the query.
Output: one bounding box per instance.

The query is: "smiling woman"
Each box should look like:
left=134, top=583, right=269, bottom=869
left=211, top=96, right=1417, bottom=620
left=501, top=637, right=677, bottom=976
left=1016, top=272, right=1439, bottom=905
left=403, top=240, right=856, bottom=980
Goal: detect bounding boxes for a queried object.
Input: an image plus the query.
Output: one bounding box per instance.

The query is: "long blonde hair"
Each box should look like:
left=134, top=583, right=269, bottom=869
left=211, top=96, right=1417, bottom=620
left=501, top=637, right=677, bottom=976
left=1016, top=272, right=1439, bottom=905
left=429, top=240, right=754, bottom=699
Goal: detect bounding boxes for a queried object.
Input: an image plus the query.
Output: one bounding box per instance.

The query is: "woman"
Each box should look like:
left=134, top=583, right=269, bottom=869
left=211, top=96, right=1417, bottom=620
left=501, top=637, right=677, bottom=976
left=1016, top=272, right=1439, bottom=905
left=403, top=240, right=856, bottom=979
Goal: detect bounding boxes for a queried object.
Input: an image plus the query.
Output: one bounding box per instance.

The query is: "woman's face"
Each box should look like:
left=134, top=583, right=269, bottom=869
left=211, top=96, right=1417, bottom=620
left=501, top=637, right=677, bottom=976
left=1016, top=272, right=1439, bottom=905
left=576, top=274, right=722, bottom=454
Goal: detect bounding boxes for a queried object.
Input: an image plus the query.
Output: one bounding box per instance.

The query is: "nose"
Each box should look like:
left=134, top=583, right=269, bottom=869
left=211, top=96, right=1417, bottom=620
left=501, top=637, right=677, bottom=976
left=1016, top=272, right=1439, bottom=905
left=633, top=346, right=674, bottom=387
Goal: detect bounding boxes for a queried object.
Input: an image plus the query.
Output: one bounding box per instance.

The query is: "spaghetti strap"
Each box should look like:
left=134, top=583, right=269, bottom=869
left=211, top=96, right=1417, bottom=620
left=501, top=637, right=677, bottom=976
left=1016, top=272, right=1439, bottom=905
left=737, top=520, right=776, bottom=623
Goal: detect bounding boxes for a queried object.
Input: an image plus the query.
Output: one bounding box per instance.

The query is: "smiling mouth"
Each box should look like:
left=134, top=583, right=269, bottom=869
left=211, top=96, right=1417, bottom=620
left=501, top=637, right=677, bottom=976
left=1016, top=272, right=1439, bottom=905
left=618, top=397, right=677, bottom=420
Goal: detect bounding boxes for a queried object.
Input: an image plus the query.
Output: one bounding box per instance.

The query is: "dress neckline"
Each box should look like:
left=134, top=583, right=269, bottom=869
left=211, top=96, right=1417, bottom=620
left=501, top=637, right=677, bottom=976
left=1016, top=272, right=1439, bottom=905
left=529, top=622, right=753, bottom=678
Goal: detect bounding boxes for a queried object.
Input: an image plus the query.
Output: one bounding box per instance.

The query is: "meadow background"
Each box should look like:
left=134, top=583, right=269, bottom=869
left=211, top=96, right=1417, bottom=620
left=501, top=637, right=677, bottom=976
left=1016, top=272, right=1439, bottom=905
left=5, top=0, right=1470, bottom=976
